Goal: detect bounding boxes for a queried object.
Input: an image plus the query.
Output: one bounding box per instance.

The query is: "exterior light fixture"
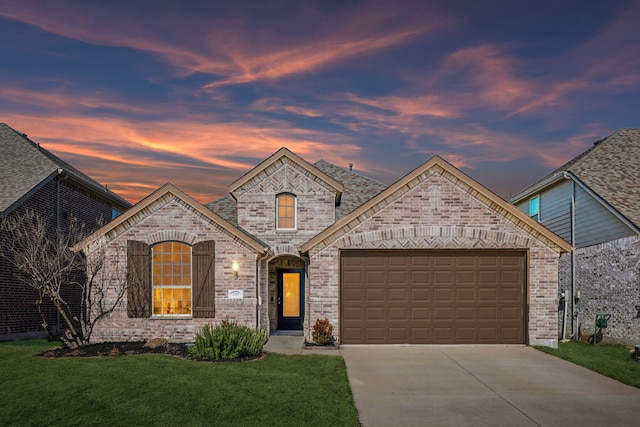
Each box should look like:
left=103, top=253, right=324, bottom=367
left=231, top=261, right=239, bottom=278
left=574, top=291, right=581, bottom=303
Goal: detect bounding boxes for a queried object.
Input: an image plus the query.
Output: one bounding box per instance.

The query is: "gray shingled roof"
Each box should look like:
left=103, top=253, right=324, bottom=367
left=0, top=123, right=131, bottom=213
left=204, top=158, right=387, bottom=224
left=313, top=160, right=387, bottom=220
left=515, top=128, right=640, bottom=227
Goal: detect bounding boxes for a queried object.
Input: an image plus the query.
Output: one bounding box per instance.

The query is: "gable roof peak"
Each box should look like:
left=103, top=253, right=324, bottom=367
left=302, top=154, right=571, bottom=254
left=227, top=147, right=344, bottom=201
left=74, top=181, right=270, bottom=255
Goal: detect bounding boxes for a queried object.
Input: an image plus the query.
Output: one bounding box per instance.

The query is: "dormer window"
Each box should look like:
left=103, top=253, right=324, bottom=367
left=276, top=193, right=296, bottom=230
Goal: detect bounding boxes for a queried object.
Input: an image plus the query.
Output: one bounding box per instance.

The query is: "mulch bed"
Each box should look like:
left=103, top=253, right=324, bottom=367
left=39, top=341, right=191, bottom=359
left=37, top=340, right=265, bottom=362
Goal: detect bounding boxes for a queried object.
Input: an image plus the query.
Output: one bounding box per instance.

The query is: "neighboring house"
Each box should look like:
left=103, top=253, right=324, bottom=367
left=0, top=123, right=131, bottom=340
left=511, top=129, right=640, bottom=345
left=76, top=148, right=570, bottom=347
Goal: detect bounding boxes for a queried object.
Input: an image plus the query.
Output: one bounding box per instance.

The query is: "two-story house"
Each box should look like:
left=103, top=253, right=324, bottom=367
left=76, top=148, right=570, bottom=347
left=511, top=129, right=640, bottom=344
left=0, top=123, right=131, bottom=340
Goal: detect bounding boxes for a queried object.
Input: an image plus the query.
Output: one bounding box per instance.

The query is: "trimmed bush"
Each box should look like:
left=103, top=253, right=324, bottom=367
left=190, top=320, right=267, bottom=360
left=312, top=317, right=334, bottom=345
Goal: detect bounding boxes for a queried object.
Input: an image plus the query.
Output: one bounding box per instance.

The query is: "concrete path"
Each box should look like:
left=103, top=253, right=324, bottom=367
left=263, top=334, right=342, bottom=356
left=341, top=345, right=640, bottom=427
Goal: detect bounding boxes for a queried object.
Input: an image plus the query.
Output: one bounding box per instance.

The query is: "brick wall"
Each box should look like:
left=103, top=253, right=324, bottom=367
left=306, top=171, right=561, bottom=347
left=558, top=235, right=640, bottom=345
left=1, top=178, right=115, bottom=339
left=86, top=196, right=260, bottom=343
left=235, top=159, right=336, bottom=248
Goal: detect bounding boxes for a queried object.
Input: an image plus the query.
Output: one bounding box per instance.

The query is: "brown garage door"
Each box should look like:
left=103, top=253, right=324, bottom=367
left=340, top=250, right=526, bottom=344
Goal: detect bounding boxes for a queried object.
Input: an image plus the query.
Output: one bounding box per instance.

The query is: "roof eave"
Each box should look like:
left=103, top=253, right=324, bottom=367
left=74, top=183, right=270, bottom=255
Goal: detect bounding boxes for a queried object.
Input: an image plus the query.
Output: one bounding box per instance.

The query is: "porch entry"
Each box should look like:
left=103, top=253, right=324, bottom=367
left=277, top=269, right=304, bottom=330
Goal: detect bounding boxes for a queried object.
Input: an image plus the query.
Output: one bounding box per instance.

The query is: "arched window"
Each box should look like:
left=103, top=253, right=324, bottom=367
left=151, top=242, right=192, bottom=315
left=276, top=193, right=296, bottom=230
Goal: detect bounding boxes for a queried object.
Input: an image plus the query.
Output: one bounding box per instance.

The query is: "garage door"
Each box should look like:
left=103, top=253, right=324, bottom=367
left=340, top=250, right=526, bottom=344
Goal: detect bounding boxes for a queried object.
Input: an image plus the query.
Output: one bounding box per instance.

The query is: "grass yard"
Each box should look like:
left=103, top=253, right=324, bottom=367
left=0, top=340, right=359, bottom=427
left=536, top=340, right=640, bottom=388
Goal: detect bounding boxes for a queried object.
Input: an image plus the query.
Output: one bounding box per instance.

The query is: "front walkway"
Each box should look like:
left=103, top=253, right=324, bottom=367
left=263, top=334, right=342, bottom=355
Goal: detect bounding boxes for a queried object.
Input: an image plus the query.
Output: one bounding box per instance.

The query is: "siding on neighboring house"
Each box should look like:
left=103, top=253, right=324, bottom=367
left=538, top=180, right=572, bottom=242
left=515, top=177, right=635, bottom=249
left=574, top=185, right=635, bottom=247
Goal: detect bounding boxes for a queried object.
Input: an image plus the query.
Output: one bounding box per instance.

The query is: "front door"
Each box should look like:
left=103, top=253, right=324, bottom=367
left=277, top=269, right=304, bottom=330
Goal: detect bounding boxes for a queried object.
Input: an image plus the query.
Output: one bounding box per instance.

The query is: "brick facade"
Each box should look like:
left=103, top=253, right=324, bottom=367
left=1, top=178, right=114, bottom=339
left=86, top=195, right=260, bottom=342
left=235, top=158, right=336, bottom=248
left=558, top=235, right=640, bottom=345
left=306, top=171, right=561, bottom=347
left=80, top=153, right=565, bottom=347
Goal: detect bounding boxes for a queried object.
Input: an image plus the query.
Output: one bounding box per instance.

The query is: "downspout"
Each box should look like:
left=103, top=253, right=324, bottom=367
left=256, top=252, right=269, bottom=331
left=570, top=178, right=577, bottom=339
left=563, top=172, right=577, bottom=339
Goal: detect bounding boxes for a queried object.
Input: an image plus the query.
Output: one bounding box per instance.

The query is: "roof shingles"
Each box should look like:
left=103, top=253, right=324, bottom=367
left=0, top=123, right=131, bottom=213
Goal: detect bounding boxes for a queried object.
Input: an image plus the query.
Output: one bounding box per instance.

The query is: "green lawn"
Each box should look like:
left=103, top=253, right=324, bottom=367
left=536, top=340, right=640, bottom=388
left=0, top=340, right=359, bottom=427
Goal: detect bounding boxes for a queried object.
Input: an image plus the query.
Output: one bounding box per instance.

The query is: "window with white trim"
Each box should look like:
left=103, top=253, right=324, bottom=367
left=276, top=193, right=296, bottom=230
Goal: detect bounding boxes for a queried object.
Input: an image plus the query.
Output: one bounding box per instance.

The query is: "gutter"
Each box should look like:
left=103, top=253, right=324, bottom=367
left=510, top=172, right=568, bottom=204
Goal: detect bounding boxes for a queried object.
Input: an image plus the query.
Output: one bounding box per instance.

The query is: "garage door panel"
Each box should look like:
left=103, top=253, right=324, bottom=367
left=456, top=288, right=475, bottom=301
left=434, top=307, right=453, bottom=320
left=456, top=307, right=475, bottom=320
left=479, top=288, right=497, bottom=301
left=501, top=288, right=521, bottom=301
left=456, top=328, right=475, bottom=340
left=501, top=307, right=521, bottom=320
left=366, top=307, right=385, bottom=320
left=366, top=271, right=385, bottom=283
left=389, top=307, right=408, bottom=319
left=341, top=251, right=525, bottom=344
left=434, top=288, right=453, bottom=302
left=388, top=289, right=408, bottom=301
left=434, top=271, right=452, bottom=284
left=411, top=288, right=429, bottom=301
left=479, top=307, right=497, bottom=320
left=366, top=289, right=385, bottom=302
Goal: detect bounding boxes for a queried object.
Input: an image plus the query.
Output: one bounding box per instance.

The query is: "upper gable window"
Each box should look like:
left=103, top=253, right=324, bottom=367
left=529, top=195, right=540, bottom=222
left=276, top=193, right=296, bottom=230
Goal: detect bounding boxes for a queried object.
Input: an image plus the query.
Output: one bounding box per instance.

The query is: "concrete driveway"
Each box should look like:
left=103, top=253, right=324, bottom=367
left=341, top=345, right=640, bottom=427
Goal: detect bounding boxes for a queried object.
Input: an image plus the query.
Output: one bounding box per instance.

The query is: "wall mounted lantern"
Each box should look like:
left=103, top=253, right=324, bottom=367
left=231, top=261, right=239, bottom=278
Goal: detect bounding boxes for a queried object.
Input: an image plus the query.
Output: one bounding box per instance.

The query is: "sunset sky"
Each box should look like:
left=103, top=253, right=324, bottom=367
left=1, top=0, right=638, bottom=204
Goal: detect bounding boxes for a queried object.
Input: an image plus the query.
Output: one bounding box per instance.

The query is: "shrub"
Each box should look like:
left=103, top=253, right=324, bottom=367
left=312, top=317, right=334, bottom=345
left=189, top=320, right=267, bottom=360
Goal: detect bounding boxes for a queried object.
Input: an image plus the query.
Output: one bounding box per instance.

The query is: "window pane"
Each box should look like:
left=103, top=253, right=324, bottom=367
left=152, top=242, right=192, bottom=315
left=529, top=196, right=540, bottom=221
left=277, top=194, right=296, bottom=229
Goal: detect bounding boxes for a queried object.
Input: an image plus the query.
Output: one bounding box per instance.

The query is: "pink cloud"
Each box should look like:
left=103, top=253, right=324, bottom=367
left=0, top=1, right=443, bottom=88
left=2, top=112, right=370, bottom=203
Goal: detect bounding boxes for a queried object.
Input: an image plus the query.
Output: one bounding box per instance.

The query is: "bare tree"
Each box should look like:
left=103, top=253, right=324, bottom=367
left=0, top=209, right=127, bottom=348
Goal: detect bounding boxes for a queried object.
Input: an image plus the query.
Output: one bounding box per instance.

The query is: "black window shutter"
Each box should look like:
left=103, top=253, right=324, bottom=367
left=192, top=240, right=215, bottom=318
left=126, top=240, right=150, bottom=318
